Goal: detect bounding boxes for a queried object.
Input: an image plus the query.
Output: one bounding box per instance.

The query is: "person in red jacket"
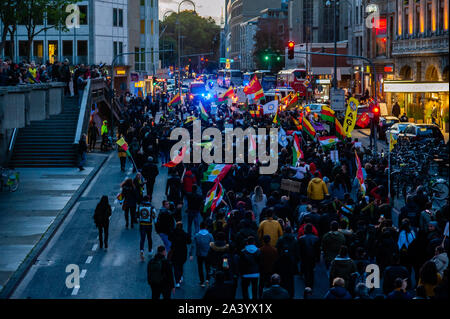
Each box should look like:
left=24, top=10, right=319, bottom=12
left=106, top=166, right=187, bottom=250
left=182, top=169, right=197, bottom=195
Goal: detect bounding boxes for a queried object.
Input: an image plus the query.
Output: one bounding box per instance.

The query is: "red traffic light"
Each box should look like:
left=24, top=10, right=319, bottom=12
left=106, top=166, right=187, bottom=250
left=205, top=58, right=208, bottom=62
left=288, top=41, right=295, bottom=48
left=201, top=57, right=204, bottom=61
left=373, top=107, right=379, bottom=114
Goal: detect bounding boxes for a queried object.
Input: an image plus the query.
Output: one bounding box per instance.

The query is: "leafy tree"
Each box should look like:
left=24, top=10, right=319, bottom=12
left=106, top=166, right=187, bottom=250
left=0, top=0, right=19, bottom=58
left=159, top=10, right=220, bottom=71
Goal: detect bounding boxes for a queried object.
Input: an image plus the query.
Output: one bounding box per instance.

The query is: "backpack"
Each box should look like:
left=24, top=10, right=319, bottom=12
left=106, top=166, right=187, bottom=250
left=148, top=258, right=164, bottom=285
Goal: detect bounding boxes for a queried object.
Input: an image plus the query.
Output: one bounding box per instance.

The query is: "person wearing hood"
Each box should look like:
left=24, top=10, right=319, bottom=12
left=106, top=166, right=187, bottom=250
left=207, top=231, right=230, bottom=279
left=431, top=246, right=448, bottom=277
left=191, top=222, right=214, bottom=287
left=258, top=209, right=283, bottom=247
left=238, top=236, right=261, bottom=299
left=298, top=223, right=320, bottom=289
left=100, top=120, right=109, bottom=152
left=387, top=278, right=412, bottom=300
left=168, top=222, right=191, bottom=288
left=141, top=156, right=159, bottom=201
left=324, top=277, right=352, bottom=299
left=307, top=172, right=329, bottom=202
left=329, top=245, right=357, bottom=288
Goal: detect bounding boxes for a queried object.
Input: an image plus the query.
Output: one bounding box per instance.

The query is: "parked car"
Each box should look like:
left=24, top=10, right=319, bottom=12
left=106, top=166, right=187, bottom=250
left=398, top=123, right=445, bottom=144
left=378, top=116, right=399, bottom=140
left=384, top=122, right=410, bottom=143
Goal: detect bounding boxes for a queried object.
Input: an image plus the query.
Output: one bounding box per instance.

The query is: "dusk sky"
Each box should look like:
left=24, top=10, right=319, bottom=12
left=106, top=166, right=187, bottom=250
left=159, top=0, right=224, bottom=24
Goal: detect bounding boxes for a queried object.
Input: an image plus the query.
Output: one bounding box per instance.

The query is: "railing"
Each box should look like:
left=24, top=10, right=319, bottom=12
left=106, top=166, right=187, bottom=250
left=392, top=33, right=449, bottom=55
left=73, top=78, right=92, bottom=146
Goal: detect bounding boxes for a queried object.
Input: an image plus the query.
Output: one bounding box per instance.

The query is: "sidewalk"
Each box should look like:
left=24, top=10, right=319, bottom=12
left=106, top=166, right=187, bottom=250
left=0, top=151, right=109, bottom=295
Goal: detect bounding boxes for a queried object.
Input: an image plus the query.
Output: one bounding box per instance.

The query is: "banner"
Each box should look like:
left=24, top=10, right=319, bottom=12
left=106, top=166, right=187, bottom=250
left=262, top=100, right=278, bottom=114
left=343, top=97, right=359, bottom=137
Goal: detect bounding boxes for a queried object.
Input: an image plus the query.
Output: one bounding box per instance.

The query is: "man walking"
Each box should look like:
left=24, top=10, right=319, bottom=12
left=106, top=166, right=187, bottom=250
left=138, top=196, right=157, bottom=260
left=186, top=184, right=203, bottom=237
left=147, top=245, right=175, bottom=299
left=142, top=156, right=159, bottom=201
left=298, top=223, right=320, bottom=289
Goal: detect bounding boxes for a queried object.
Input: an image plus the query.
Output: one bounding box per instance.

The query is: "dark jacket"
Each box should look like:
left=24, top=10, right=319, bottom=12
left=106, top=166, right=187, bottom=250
left=142, top=161, right=159, bottom=182
left=186, top=191, right=203, bottom=212
left=93, top=203, right=111, bottom=227
left=155, top=209, right=175, bottom=234
left=324, top=286, right=352, bottom=299
left=203, top=282, right=235, bottom=300
left=259, top=244, right=278, bottom=275
left=122, top=184, right=138, bottom=207
left=383, top=265, right=411, bottom=294
left=207, top=241, right=230, bottom=270
left=329, top=257, right=357, bottom=287
left=147, top=253, right=174, bottom=289
left=261, top=285, right=290, bottom=299
left=238, top=244, right=260, bottom=276
left=298, top=233, right=320, bottom=264
left=387, top=289, right=412, bottom=300
left=276, top=233, right=298, bottom=263
left=168, top=228, right=191, bottom=264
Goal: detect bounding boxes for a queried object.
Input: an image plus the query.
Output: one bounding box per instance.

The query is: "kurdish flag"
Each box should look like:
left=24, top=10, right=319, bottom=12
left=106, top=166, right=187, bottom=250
left=199, top=102, right=208, bottom=121
left=335, top=118, right=346, bottom=141
left=320, top=106, right=335, bottom=122
left=292, top=134, right=304, bottom=165
left=163, top=146, right=187, bottom=168
left=244, top=75, right=264, bottom=100
left=185, top=116, right=198, bottom=124
left=204, top=181, right=224, bottom=213
left=168, top=93, right=181, bottom=106
left=318, top=136, right=338, bottom=150
left=285, top=93, right=299, bottom=110
left=116, top=137, right=131, bottom=156
left=202, top=164, right=232, bottom=183
left=355, top=150, right=364, bottom=189
left=249, top=134, right=257, bottom=157
left=292, top=116, right=302, bottom=130
left=219, top=87, right=235, bottom=101
left=302, top=116, right=316, bottom=140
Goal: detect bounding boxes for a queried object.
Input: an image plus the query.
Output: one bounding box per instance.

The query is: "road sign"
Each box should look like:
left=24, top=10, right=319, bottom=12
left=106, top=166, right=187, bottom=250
left=330, top=88, right=346, bottom=112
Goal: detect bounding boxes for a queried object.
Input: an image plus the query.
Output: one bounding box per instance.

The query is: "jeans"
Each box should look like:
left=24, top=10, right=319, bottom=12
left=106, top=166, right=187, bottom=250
left=159, top=233, right=171, bottom=251
left=146, top=180, right=155, bottom=201
left=78, top=152, right=86, bottom=168
left=151, top=284, right=171, bottom=299
left=139, top=224, right=152, bottom=252
left=301, top=260, right=316, bottom=289
left=173, top=262, right=184, bottom=283
left=120, top=157, right=126, bottom=171
left=124, top=204, right=136, bottom=227
left=97, top=224, right=109, bottom=248
left=241, top=277, right=259, bottom=300
left=187, top=210, right=201, bottom=237
left=197, top=256, right=210, bottom=283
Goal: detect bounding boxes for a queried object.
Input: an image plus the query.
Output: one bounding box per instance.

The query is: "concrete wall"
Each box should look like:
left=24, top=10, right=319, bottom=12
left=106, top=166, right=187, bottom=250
left=0, top=82, right=65, bottom=166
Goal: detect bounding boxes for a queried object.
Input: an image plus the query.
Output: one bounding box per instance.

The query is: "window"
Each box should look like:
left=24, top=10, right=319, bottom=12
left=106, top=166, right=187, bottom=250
left=426, top=2, right=432, bottom=32
left=113, top=41, right=123, bottom=63
left=62, top=40, right=73, bottom=60
left=151, top=20, right=154, bottom=35
left=135, top=47, right=145, bottom=71
left=48, top=41, right=58, bottom=64
left=140, top=0, right=145, bottom=6
left=438, top=0, right=444, bottom=31
left=415, top=5, right=420, bottom=34
left=79, top=5, right=88, bottom=25
left=33, top=40, right=44, bottom=63
left=404, top=7, right=409, bottom=35
left=113, top=8, right=123, bottom=27
left=19, top=41, right=28, bottom=59
left=77, top=41, right=87, bottom=56
left=140, top=20, right=145, bottom=34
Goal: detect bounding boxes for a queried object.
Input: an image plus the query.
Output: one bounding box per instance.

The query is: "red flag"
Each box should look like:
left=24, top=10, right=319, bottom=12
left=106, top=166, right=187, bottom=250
left=355, top=150, right=364, bottom=187
left=163, top=146, right=187, bottom=167
left=356, top=112, right=370, bottom=128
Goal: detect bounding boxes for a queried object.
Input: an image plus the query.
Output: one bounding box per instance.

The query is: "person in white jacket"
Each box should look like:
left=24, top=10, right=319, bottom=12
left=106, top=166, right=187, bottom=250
left=431, top=246, right=448, bottom=277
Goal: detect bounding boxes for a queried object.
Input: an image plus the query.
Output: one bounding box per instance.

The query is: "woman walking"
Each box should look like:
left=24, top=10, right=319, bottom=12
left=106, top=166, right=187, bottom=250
left=93, top=196, right=112, bottom=250
left=168, top=222, right=192, bottom=288
left=121, top=178, right=139, bottom=229
left=251, top=186, right=267, bottom=224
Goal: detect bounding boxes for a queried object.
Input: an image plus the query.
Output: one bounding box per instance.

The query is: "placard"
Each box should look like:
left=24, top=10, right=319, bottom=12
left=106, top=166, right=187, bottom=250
left=280, top=179, right=302, bottom=193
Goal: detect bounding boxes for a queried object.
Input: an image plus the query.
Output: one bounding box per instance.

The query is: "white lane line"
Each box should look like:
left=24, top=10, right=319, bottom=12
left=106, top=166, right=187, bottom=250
left=71, top=287, right=80, bottom=295
left=112, top=207, right=116, bottom=212
left=82, top=152, right=114, bottom=197
left=85, top=256, right=93, bottom=264
left=80, top=269, right=87, bottom=278
left=92, top=244, right=98, bottom=251
left=114, top=199, right=118, bottom=205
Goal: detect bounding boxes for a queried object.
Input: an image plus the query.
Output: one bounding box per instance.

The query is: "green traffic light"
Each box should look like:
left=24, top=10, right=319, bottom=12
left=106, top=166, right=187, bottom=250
left=277, top=56, right=281, bottom=61
left=264, top=55, right=269, bottom=61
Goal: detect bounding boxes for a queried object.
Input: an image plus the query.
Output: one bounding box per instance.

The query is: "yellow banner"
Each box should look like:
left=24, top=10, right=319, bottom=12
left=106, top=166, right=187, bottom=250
left=343, top=97, right=359, bottom=137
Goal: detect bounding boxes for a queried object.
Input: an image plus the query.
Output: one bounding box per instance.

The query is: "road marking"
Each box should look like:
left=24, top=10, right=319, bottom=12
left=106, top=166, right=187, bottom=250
left=85, top=256, right=93, bottom=264
left=114, top=199, right=118, bottom=205
left=92, top=244, right=98, bottom=251
left=80, top=269, right=87, bottom=278
left=82, top=152, right=114, bottom=197
left=112, top=207, right=116, bottom=212
left=71, top=287, right=80, bottom=295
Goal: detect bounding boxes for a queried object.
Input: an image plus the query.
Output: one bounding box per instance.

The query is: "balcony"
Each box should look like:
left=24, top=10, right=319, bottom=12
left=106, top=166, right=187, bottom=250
left=392, top=32, right=449, bottom=56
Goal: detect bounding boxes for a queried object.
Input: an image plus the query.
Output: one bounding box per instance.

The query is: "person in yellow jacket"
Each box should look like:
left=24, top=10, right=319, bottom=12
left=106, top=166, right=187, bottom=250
left=28, top=63, right=38, bottom=83
left=118, top=134, right=127, bottom=171
left=258, top=209, right=283, bottom=247
left=101, top=120, right=109, bottom=152
left=307, top=172, right=329, bottom=202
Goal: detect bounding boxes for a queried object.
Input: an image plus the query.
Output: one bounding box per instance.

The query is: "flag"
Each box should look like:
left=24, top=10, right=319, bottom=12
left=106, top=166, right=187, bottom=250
left=249, top=134, right=257, bottom=157
left=292, top=116, right=302, bottom=130
left=219, top=87, right=234, bottom=101
left=302, top=116, right=316, bottom=140
left=272, top=111, right=279, bottom=125
left=292, top=134, right=303, bottom=165
left=116, top=137, right=131, bottom=156
left=343, top=97, right=359, bottom=137
left=185, top=116, right=197, bottom=124
left=318, top=136, right=338, bottom=150
left=389, top=132, right=398, bottom=151
left=356, top=112, right=370, bottom=128
left=194, top=141, right=213, bottom=151
left=278, top=127, right=288, bottom=147
left=262, top=100, right=278, bottom=114
left=204, top=181, right=224, bottom=213
left=163, top=146, right=187, bottom=167
left=168, top=93, right=181, bottom=106
left=355, top=150, right=364, bottom=187
left=202, top=164, right=232, bottom=183
left=285, top=93, right=299, bottom=110
left=243, top=75, right=264, bottom=100
left=249, top=110, right=260, bottom=117
left=335, top=118, right=346, bottom=141
left=320, top=105, right=335, bottom=122
left=199, top=102, right=208, bottom=121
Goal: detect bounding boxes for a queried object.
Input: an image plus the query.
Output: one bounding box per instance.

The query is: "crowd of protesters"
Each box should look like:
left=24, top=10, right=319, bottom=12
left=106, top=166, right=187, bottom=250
left=95, top=85, right=449, bottom=300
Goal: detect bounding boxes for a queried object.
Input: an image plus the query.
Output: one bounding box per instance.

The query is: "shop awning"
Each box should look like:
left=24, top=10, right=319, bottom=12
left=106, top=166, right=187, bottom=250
left=383, top=81, right=449, bottom=93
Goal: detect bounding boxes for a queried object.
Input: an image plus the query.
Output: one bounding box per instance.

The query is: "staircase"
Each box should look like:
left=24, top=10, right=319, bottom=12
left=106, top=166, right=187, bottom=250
left=9, top=97, right=80, bottom=167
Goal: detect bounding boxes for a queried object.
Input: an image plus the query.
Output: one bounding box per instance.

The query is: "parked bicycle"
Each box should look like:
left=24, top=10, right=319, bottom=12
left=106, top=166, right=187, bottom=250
left=1, top=168, right=20, bottom=192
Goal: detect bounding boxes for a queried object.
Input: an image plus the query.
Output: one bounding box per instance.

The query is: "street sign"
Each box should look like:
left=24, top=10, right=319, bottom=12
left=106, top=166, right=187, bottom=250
left=303, top=80, right=310, bottom=87
left=330, top=88, right=346, bottom=112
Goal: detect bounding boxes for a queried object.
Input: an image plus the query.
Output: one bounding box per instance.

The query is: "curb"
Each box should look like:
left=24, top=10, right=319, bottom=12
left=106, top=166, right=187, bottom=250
left=0, top=153, right=110, bottom=299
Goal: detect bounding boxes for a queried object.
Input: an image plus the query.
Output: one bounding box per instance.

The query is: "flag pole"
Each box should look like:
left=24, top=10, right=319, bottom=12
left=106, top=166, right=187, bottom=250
left=388, top=131, right=391, bottom=204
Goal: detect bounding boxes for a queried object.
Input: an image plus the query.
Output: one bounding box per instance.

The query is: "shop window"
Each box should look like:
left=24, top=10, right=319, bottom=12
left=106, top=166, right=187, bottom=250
left=79, top=5, right=88, bottom=25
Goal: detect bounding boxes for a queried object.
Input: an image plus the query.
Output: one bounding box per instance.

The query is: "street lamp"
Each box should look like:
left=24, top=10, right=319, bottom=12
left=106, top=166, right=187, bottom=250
left=176, top=0, right=196, bottom=96
left=162, top=10, right=176, bottom=68
left=325, top=0, right=339, bottom=89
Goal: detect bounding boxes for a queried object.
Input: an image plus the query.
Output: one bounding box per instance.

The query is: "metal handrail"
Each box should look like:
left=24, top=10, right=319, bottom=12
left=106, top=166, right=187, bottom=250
left=8, top=128, right=18, bottom=153
left=73, top=79, right=92, bottom=144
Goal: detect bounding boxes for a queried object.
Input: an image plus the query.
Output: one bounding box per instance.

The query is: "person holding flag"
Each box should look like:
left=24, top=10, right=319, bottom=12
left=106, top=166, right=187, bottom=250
left=117, top=134, right=129, bottom=172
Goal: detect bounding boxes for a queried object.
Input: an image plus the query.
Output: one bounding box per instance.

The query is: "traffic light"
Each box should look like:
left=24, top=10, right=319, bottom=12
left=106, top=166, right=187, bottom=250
left=288, top=41, right=295, bottom=60
left=277, top=56, right=281, bottom=61
left=201, top=57, right=204, bottom=62
left=264, top=55, right=269, bottom=61
left=371, top=102, right=380, bottom=123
